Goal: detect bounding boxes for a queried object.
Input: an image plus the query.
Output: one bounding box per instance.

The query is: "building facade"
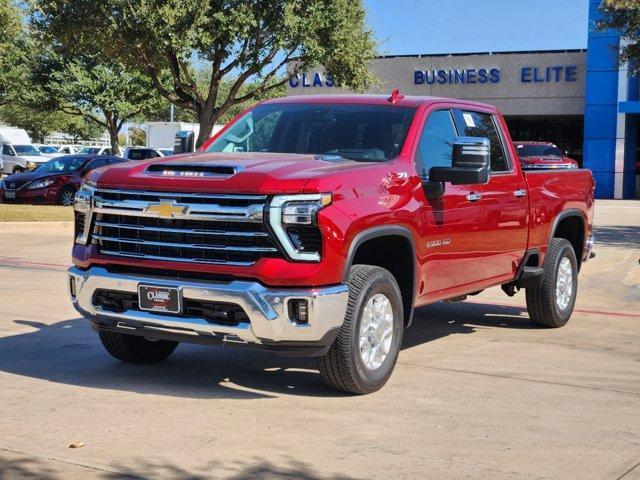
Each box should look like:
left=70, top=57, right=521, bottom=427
left=286, top=1, right=640, bottom=199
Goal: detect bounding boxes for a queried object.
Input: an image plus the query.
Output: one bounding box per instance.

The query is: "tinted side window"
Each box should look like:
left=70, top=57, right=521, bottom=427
left=85, top=158, right=109, bottom=171
left=107, top=157, right=128, bottom=165
left=415, top=110, right=457, bottom=178
left=459, top=111, right=509, bottom=172
left=2, top=145, right=14, bottom=155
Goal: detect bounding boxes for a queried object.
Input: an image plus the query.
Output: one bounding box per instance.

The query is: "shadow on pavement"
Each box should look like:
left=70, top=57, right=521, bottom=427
left=0, top=301, right=531, bottom=399
left=0, top=454, right=357, bottom=480
left=593, top=225, right=640, bottom=248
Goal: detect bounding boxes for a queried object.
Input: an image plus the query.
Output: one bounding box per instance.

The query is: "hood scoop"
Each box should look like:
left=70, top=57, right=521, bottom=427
left=145, top=163, right=243, bottom=178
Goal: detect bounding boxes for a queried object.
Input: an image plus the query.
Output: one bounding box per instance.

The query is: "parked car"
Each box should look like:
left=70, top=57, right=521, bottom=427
left=76, top=146, right=121, bottom=156
left=34, top=144, right=65, bottom=158
left=123, top=146, right=174, bottom=160
left=0, top=154, right=128, bottom=205
left=68, top=93, right=595, bottom=394
left=0, top=128, right=51, bottom=173
left=514, top=141, right=579, bottom=169
left=57, top=145, right=79, bottom=155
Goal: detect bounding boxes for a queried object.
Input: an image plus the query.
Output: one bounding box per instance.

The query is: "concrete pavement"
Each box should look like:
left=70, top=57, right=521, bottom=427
left=0, top=200, right=639, bottom=479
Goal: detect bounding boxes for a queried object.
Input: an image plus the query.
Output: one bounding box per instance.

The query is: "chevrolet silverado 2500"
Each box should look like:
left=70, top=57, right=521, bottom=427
left=68, top=93, right=595, bottom=394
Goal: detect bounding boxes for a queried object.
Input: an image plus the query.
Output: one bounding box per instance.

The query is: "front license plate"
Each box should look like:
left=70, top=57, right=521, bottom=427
left=5, top=191, right=15, bottom=199
left=138, top=285, right=181, bottom=314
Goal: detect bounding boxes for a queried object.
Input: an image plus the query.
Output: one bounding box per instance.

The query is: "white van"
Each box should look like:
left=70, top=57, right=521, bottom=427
left=0, top=127, right=51, bottom=174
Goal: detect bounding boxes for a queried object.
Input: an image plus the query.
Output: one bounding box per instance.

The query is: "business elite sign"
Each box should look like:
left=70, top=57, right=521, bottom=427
left=288, top=65, right=578, bottom=88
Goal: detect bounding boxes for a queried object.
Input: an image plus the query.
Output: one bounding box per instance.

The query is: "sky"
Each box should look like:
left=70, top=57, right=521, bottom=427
left=364, top=0, right=589, bottom=56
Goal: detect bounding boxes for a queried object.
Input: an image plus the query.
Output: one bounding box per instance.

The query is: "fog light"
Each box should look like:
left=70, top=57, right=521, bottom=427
left=289, top=299, right=309, bottom=324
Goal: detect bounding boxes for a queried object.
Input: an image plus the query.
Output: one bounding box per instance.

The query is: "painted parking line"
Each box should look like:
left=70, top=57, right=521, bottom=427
left=467, top=299, right=640, bottom=319
left=0, top=256, right=68, bottom=271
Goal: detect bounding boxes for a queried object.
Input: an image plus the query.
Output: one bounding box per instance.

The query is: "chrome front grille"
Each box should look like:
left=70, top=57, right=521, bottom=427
left=90, top=189, right=281, bottom=265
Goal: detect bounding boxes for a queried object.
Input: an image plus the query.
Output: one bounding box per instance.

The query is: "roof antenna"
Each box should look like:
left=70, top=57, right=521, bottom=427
left=388, top=89, right=404, bottom=103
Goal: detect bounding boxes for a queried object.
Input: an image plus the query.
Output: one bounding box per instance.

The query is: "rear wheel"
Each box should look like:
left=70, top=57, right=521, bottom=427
left=526, top=238, right=578, bottom=328
left=57, top=186, right=76, bottom=206
left=316, top=265, right=404, bottom=394
left=98, top=330, right=178, bottom=364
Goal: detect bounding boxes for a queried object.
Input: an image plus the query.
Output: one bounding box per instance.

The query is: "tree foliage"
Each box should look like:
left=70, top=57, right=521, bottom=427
left=0, top=0, right=27, bottom=106
left=598, top=0, right=640, bottom=76
left=33, top=52, right=164, bottom=152
left=31, top=0, right=376, bottom=146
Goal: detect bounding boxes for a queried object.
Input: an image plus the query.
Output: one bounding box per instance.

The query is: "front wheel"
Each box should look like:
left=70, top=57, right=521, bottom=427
left=317, top=265, right=404, bottom=394
left=57, top=186, right=76, bottom=206
left=526, top=238, right=578, bottom=328
left=98, top=330, right=178, bottom=364
left=12, top=166, right=23, bottom=174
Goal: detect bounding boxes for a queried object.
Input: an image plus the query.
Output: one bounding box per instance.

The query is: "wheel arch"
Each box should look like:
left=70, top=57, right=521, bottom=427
left=343, top=225, right=418, bottom=327
left=548, top=209, right=586, bottom=268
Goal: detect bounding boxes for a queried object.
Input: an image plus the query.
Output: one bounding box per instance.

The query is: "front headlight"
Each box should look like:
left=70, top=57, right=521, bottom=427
left=25, top=161, right=37, bottom=170
left=73, top=184, right=95, bottom=244
left=269, top=194, right=331, bottom=262
left=26, top=178, right=54, bottom=190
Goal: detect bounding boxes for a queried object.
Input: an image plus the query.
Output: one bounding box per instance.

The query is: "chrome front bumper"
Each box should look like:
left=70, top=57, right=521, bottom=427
left=68, top=266, right=349, bottom=347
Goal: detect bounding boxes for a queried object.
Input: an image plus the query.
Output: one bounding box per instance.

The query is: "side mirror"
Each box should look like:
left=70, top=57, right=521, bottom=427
left=429, top=136, right=491, bottom=185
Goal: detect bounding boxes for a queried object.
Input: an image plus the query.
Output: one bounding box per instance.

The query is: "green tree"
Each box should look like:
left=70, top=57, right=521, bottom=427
left=128, top=126, right=146, bottom=146
left=598, top=0, right=640, bottom=75
left=31, top=0, right=376, bottom=147
left=0, top=0, right=28, bottom=107
left=33, top=53, right=164, bottom=153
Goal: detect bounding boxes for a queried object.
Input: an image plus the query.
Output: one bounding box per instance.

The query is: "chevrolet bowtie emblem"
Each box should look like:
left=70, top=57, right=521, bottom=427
left=145, top=201, right=188, bottom=219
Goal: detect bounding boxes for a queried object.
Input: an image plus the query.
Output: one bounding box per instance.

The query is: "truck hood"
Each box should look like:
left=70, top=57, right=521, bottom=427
left=89, top=151, right=373, bottom=194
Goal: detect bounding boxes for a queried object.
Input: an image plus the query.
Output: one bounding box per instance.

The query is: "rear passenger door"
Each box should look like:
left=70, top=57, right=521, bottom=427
left=414, top=108, right=487, bottom=300
left=454, top=109, right=528, bottom=281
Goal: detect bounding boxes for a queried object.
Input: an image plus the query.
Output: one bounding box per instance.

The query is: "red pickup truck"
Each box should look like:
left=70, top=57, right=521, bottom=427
left=68, top=93, right=595, bottom=394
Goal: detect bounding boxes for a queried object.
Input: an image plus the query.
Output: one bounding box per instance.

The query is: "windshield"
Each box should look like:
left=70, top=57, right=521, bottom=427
left=38, top=145, right=59, bottom=154
left=206, top=103, right=416, bottom=162
left=516, top=144, right=563, bottom=157
left=13, top=145, right=41, bottom=156
left=77, top=147, right=100, bottom=154
left=34, top=156, right=86, bottom=173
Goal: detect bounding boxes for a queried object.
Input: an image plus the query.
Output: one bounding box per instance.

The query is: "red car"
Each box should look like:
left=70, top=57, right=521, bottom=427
left=68, top=94, right=595, bottom=394
left=0, top=154, right=128, bottom=205
left=514, top=141, right=579, bottom=170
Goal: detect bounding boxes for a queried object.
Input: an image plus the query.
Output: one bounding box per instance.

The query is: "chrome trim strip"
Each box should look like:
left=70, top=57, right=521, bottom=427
left=94, top=234, right=277, bottom=252
left=94, top=187, right=267, bottom=201
left=521, top=164, right=578, bottom=170
left=98, top=250, right=254, bottom=266
left=93, top=197, right=264, bottom=222
left=68, top=266, right=349, bottom=343
left=94, top=221, right=268, bottom=238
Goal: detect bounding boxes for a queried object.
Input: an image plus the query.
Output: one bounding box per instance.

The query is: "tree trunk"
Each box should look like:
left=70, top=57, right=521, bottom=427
left=196, top=111, right=217, bottom=149
left=108, top=128, right=120, bottom=156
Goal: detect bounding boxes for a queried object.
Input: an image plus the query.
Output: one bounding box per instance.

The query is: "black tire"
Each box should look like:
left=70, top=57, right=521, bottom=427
left=526, top=238, right=578, bottom=328
left=98, top=330, right=178, bottom=364
left=316, top=265, right=404, bottom=394
left=13, top=166, right=23, bottom=174
left=57, top=186, right=76, bottom=206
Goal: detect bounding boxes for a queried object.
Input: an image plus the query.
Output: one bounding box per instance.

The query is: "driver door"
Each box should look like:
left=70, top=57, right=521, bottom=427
left=413, top=107, right=486, bottom=302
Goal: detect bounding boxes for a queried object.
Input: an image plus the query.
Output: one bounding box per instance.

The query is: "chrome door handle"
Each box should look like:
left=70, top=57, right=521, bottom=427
left=513, top=189, right=527, bottom=197
left=466, top=192, right=482, bottom=202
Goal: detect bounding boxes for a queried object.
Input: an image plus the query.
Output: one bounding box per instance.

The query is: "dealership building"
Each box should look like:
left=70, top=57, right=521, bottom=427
left=286, top=0, right=639, bottom=199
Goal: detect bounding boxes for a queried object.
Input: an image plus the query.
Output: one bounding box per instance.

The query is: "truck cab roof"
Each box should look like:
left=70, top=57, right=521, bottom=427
left=265, top=94, right=497, bottom=111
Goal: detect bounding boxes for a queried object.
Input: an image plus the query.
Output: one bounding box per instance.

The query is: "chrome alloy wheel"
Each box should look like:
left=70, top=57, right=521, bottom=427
left=359, top=293, right=394, bottom=371
left=555, top=257, right=573, bottom=311
left=60, top=190, right=75, bottom=206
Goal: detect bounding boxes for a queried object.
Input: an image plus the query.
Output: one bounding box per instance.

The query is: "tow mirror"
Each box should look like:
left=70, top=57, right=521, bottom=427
left=429, top=136, right=491, bottom=185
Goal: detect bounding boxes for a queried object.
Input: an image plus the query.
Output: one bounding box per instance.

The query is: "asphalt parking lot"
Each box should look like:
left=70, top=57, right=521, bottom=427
left=0, top=200, right=639, bottom=480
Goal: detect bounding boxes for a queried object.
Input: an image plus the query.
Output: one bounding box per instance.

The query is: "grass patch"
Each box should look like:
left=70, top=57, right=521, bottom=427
left=0, top=204, right=74, bottom=222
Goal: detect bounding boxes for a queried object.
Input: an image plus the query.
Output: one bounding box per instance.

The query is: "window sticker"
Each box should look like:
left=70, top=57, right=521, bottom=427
left=463, top=113, right=475, bottom=128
